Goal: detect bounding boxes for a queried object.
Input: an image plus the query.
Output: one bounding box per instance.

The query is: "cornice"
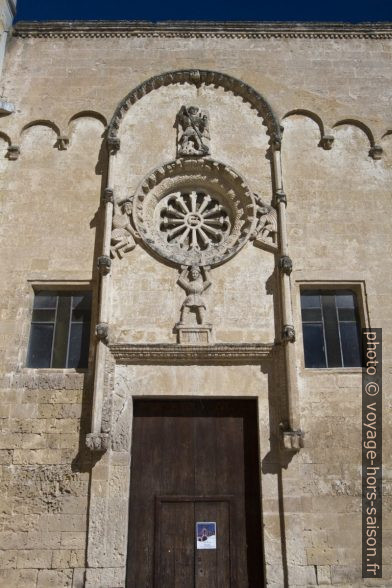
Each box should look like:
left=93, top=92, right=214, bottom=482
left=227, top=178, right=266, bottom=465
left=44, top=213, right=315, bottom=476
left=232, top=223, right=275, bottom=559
left=13, top=20, right=392, bottom=39
left=110, top=343, right=274, bottom=365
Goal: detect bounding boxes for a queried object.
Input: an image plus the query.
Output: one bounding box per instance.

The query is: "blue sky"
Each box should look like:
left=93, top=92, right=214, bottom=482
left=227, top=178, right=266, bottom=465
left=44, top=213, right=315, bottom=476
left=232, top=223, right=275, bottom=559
left=15, top=0, right=392, bottom=23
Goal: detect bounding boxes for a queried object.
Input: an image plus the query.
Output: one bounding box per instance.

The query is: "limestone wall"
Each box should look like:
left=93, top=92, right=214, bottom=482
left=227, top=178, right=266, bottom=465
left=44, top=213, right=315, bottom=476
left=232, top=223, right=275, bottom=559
left=0, top=22, right=391, bottom=587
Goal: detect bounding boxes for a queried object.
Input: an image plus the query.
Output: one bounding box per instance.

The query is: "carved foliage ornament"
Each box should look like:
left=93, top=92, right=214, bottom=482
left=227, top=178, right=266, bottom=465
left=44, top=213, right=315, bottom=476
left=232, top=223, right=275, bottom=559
left=132, top=158, right=257, bottom=268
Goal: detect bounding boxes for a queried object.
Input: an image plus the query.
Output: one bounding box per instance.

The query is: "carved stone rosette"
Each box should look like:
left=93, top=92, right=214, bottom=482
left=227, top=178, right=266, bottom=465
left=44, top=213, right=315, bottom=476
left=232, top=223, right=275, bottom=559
left=132, top=158, right=257, bottom=268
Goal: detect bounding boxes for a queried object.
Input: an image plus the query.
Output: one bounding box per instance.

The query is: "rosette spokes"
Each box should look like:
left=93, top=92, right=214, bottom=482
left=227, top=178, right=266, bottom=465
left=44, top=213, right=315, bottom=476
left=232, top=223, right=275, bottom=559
left=160, top=190, right=231, bottom=251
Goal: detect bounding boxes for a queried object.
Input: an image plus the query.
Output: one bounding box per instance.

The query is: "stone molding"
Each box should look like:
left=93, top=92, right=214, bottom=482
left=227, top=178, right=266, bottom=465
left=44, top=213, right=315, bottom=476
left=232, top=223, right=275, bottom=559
left=109, top=343, right=274, bottom=364
left=107, top=69, right=281, bottom=142
left=13, top=21, right=392, bottom=39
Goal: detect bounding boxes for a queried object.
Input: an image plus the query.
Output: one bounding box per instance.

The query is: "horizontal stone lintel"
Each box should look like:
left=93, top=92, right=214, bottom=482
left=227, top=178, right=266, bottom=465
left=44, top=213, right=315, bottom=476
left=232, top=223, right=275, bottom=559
left=110, top=342, right=274, bottom=365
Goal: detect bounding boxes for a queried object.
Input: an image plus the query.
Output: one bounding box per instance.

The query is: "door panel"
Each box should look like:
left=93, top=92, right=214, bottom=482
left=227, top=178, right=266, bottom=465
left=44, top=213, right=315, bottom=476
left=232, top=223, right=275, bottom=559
left=126, top=399, right=264, bottom=587
left=156, top=500, right=194, bottom=588
left=194, top=500, right=230, bottom=588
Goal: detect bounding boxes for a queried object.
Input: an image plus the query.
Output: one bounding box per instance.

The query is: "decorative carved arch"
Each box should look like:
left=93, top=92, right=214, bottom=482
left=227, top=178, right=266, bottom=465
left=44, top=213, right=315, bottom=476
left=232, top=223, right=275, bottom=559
left=333, top=119, right=383, bottom=159
left=20, top=119, right=61, bottom=139
left=107, top=69, right=281, bottom=142
left=333, top=118, right=375, bottom=146
left=0, top=131, right=11, bottom=146
left=282, top=109, right=325, bottom=138
left=68, top=110, right=107, bottom=129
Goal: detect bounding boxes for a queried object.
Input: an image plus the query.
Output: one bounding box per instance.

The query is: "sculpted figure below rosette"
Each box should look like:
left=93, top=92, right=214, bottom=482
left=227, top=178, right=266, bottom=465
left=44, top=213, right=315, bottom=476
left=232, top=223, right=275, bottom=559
left=176, top=105, right=210, bottom=157
left=177, top=265, right=211, bottom=325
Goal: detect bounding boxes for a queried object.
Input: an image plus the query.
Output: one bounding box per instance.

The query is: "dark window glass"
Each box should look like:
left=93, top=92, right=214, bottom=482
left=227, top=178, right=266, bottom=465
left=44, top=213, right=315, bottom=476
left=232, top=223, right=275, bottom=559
left=27, top=324, right=54, bottom=368
left=340, top=323, right=361, bottom=367
left=52, top=296, right=71, bottom=368
left=27, top=290, right=91, bottom=369
left=33, top=293, right=57, bottom=310
left=68, top=323, right=90, bottom=368
left=301, top=289, right=361, bottom=368
left=301, top=293, right=321, bottom=309
left=303, top=324, right=326, bottom=368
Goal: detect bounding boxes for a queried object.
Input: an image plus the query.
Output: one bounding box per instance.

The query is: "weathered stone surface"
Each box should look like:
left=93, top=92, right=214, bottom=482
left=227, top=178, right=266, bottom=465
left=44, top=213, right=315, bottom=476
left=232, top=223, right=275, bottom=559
left=0, top=18, right=390, bottom=588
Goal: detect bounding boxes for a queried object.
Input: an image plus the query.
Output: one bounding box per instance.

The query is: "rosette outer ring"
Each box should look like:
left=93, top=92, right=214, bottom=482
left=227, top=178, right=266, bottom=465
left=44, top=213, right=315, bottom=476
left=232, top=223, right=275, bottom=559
left=132, top=158, right=257, bottom=268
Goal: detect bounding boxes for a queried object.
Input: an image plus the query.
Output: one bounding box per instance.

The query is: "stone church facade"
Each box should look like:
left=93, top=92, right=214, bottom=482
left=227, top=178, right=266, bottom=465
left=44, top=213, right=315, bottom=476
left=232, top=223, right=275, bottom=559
left=0, top=20, right=391, bottom=588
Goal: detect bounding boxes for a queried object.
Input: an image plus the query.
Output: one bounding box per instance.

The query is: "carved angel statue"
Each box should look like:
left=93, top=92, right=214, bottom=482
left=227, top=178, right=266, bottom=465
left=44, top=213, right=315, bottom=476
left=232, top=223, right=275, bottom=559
left=177, top=105, right=210, bottom=156
left=110, top=198, right=138, bottom=258
left=252, top=194, right=278, bottom=245
left=177, top=265, right=211, bottom=325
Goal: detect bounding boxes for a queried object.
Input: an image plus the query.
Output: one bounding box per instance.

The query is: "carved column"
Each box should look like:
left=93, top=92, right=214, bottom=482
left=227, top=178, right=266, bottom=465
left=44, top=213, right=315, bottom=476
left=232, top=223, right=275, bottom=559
left=87, top=139, right=118, bottom=452
left=272, top=138, right=304, bottom=451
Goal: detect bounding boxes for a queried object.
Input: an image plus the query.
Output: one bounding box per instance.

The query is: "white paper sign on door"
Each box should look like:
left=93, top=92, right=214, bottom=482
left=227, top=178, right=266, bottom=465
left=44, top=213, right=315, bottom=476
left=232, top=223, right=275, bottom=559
left=196, top=522, right=216, bottom=549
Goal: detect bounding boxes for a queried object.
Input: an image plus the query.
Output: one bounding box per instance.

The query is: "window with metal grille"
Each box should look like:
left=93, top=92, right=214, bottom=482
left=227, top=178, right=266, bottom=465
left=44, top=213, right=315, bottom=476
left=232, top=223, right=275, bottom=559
left=27, top=290, right=92, bottom=368
left=301, top=290, right=361, bottom=368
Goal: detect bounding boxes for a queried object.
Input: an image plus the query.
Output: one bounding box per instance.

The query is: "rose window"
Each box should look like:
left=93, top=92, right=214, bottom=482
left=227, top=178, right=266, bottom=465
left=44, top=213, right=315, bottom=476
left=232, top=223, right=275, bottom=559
left=132, top=159, right=257, bottom=268
left=159, top=191, right=231, bottom=251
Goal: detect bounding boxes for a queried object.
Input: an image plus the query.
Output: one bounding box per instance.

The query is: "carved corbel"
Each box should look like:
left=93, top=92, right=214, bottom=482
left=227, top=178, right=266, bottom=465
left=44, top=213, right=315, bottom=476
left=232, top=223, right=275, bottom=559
left=319, top=134, right=334, bottom=150
left=280, top=425, right=305, bottom=451
left=107, top=134, right=120, bottom=154
left=274, top=190, right=287, bottom=207
left=7, top=145, right=20, bottom=160
left=96, top=322, right=109, bottom=344
left=97, top=255, right=111, bottom=275
left=279, top=255, right=293, bottom=275
left=85, top=432, right=110, bottom=453
left=282, top=324, right=296, bottom=343
left=55, top=135, right=69, bottom=150
left=369, top=145, right=383, bottom=160
left=102, top=187, right=114, bottom=205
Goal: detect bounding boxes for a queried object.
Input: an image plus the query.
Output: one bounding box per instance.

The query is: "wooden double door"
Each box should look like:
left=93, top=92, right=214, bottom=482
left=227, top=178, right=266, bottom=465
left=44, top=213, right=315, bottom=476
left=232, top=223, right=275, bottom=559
left=126, top=399, right=264, bottom=587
